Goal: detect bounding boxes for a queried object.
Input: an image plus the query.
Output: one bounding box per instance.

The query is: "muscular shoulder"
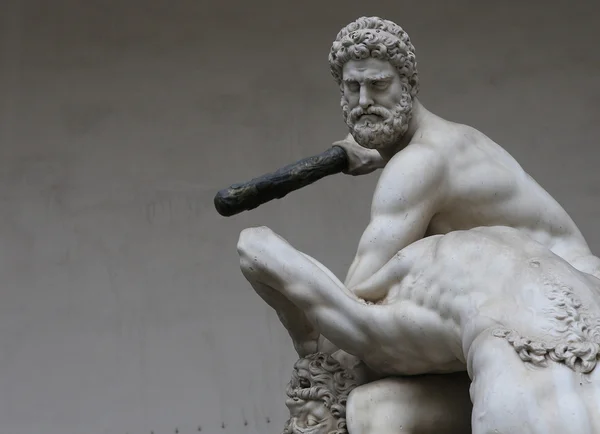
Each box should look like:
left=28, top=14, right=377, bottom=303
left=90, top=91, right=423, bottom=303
left=418, top=122, right=525, bottom=196
left=373, top=143, right=448, bottom=215
left=386, top=142, right=447, bottom=172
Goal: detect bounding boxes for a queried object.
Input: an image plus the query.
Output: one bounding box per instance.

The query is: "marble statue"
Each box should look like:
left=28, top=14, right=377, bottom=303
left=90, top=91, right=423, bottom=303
left=235, top=16, right=600, bottom=434
left=279, top=348, right=472, bottom=434
left=239, top=225, right=600, bottom=433
left=280, top=351, right=472, bottom=434
left=281, top=352, right=359, bottom=434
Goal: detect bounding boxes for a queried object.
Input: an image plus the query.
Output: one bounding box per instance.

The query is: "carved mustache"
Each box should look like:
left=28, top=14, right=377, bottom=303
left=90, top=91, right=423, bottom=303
left=349, top=106, right=391, bottom=123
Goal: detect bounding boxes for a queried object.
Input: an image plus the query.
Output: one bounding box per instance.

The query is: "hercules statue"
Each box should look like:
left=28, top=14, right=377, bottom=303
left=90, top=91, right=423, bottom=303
left=236, top=16, right=600, bottom=434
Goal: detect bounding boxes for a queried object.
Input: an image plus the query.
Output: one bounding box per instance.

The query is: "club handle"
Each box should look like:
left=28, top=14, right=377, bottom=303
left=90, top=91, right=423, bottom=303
left=214, top=145, right=349, bottom=217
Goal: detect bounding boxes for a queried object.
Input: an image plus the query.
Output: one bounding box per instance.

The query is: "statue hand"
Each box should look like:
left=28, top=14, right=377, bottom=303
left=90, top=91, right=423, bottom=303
left=333, top=134, right=386, bottom=176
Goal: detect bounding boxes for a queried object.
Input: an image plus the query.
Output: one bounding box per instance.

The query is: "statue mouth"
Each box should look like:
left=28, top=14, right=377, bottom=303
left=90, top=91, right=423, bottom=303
left=358, top=114, right=382, bottom=124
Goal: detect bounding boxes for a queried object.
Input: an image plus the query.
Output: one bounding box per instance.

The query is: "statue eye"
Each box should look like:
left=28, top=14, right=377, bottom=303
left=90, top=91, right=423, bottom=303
left=345, top=81, right=359, bottom=92
left=371, top=80, right=388, bottom=89
left=299, top=378, right=310, bottom=388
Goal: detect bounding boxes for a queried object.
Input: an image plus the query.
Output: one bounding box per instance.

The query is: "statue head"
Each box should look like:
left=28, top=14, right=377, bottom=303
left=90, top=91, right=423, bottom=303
left=282, top=352, right=359, bottom=434
left=328, top=17, right=419, bottom=151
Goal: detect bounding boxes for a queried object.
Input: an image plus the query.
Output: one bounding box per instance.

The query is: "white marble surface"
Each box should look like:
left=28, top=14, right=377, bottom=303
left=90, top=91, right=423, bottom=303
left=238, top=16, right=600, bottom=434
left=239, top=224, right=600, bottom=433
left=2, top=4, right=600, bottom=434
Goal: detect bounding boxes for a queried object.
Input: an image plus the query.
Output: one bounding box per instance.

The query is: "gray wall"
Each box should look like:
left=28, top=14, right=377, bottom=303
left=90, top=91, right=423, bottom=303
left=1, top=0, right=598, bottom=433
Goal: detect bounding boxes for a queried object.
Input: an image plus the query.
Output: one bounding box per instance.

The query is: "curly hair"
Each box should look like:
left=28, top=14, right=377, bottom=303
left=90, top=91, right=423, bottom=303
left=328, top=16, right=419, bottom=98
left=493, top=279, right=600, bottom=374
left=282, top=352, right=359, bottom=434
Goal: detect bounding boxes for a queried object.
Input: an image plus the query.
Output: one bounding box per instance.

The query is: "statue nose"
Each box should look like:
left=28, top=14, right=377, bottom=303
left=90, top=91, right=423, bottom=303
left=359, top=87, right=373, bottom=109
left=285, top=397, right=303, bottom=410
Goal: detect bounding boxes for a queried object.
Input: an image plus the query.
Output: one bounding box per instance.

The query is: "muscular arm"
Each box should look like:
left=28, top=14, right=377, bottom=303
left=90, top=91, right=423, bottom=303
left=344, top=145, right=447, bottom=295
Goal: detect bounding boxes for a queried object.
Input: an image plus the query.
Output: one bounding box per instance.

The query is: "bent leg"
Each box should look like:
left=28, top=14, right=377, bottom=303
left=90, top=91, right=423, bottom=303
left=237, top=226, right=380, bottom=358
left=347, top=373, right=472, bottom=434
left=237, top=228, right=329, bottom=356
left=249, top=279, right=322, bottom=356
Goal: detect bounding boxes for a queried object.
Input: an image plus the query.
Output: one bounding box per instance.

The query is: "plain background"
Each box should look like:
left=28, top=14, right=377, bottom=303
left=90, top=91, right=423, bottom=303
left=0, top=0, right=599, bottom=433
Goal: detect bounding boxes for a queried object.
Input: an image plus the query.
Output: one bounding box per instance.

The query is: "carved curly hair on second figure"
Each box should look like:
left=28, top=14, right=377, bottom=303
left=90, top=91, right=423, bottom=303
left=494, top=278, right=600, bottom=374
left=282, top=352, right=359, bottom=434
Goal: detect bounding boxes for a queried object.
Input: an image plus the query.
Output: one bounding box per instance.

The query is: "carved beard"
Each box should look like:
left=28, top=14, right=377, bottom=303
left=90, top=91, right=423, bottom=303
left=341, top=89, right=413, bottom=151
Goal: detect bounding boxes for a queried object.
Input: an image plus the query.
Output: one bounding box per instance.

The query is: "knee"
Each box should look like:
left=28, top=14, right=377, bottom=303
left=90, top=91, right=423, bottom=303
left=237, top=226, right=272, bottom=254
left=237, top=226, right=276, bottom=269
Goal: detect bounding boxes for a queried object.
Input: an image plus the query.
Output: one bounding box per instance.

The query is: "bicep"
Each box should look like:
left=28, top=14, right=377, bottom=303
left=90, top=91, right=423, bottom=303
left=359, top=202, right=435, bottom=257
left=346, top=202, right=434, bottom=290
left=346, top=146, right=446, bottom=288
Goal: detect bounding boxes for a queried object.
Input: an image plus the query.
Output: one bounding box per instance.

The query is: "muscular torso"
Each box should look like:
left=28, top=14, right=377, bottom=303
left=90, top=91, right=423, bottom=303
left=333, top=115, right=600, bottom=374
left=405, top=119, right=596, bottom=273
left=355, top=226, right=600, bottom=377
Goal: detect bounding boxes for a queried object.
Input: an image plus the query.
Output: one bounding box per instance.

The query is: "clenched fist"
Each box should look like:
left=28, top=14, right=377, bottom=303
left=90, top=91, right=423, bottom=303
left=333, top=134, right=387, bottom=176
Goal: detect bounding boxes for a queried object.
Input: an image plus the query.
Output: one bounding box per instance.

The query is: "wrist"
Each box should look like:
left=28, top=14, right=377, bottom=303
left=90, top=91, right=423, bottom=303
left=372, top=153, right=387, bottom=169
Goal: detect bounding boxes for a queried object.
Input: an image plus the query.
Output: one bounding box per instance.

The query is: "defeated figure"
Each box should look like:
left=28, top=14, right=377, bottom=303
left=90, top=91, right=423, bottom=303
left=280, top=351, right=471, bottom=434
left=238, top=225, right=600, bottom=434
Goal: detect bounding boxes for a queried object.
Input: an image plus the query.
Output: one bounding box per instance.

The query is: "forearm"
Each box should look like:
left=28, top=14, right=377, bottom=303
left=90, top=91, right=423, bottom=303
left=344, top=220, right=429, bottom=297
left=344, top=221, right=410, bottom=291
left=344, top=254, right=372, bottom=290
left=344, top=251, right=394, bottom=299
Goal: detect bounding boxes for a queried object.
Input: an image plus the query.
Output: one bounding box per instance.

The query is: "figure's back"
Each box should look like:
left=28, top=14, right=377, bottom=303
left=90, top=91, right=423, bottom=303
left=420, top=119, right=596, bottom=273
left=429, top=226, right=600, bottom=367
left=352, top=225, right=600, bottom=376
left=451, top=229, right=600, bottom=434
